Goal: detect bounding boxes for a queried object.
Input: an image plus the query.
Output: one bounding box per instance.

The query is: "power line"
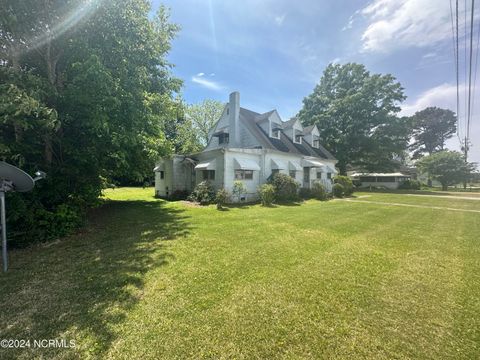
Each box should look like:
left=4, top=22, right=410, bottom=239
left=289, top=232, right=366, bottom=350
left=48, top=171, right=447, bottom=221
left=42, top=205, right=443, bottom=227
left=470, top=3, right=480, bottom=131
left=466, top=0, right=475, bottom=160
left=450, top=0, right=462, bottom=145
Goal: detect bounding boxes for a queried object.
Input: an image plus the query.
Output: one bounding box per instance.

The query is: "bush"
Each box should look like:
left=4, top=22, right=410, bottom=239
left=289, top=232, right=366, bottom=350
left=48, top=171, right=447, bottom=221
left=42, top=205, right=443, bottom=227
left=298, top=187, right=312, bottom=199
left=215, top=188, right=229, bottom=209
left=311, top=181, right=328, bottom=200
left=188, top=181, right=216, bottom=205
left=398, top=179, right=421, bottom=190
left=333, top=175, right=354, bottom=196
left=232, top=180, right=247, bottom=202
left=332, top=183, right=345, bottom=198
left=258, top=184, right=276, bottom=206
left=270, top=173, right=299, bottom=202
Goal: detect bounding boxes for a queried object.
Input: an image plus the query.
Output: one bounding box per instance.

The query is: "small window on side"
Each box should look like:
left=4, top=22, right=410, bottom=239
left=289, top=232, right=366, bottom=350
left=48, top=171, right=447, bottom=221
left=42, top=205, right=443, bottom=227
left=160, top=171, right=164, bottom=179
left=271, top=169, right=280, bottom=177
left=327, top=172, right=332, bottom=180
left=289, top=170, right=296, bottom=178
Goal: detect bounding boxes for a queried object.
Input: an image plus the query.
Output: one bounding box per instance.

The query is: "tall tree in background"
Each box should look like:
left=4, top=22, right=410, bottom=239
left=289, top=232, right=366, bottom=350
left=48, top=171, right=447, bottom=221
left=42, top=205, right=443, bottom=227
left=186, top=99, right=224, bottom=146
left=298, top=63, right=409, bottom=174
left=0, top=0, right=181, bottom=245
left=417, top=151, right=475, bottom=190
left=409, top=107, right=457, bottom=159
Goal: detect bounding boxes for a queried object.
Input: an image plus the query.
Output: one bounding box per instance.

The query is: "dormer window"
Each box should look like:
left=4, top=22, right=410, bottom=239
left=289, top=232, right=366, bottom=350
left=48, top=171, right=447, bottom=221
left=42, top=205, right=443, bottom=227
left=218, top=133, right=229, bottom=144
left=313, top=139, right=319, bottom=148
left=272, top=129, right=281, bottom=139
left=294, top=130, right=303, bottom=144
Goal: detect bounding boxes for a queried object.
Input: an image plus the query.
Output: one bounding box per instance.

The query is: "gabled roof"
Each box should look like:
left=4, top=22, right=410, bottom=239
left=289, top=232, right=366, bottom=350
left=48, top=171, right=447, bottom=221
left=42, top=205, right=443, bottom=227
left=239, top=108, right=335, bottom=160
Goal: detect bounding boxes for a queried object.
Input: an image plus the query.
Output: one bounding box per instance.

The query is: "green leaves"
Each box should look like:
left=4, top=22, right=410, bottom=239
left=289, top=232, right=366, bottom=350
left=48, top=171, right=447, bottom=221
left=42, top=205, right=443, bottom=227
left=298, top=63, right=408, bottom=174
left=0, top=0, right=182, bottom=244
left=416, top=151, right=475, bottom=190
left=409, top=107, right=457, bottom=158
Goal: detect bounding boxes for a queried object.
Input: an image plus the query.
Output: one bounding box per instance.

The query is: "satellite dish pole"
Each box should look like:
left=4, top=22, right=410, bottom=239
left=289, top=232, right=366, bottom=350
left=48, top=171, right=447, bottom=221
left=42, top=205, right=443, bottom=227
left=0, top=162, right=45, bottom=272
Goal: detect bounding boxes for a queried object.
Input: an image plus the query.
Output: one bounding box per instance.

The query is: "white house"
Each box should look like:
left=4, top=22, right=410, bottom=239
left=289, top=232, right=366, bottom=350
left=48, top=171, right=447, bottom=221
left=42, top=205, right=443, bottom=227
left=349, top=172, right=411, bottom=189
left=154, top=91, right=338, bottom=201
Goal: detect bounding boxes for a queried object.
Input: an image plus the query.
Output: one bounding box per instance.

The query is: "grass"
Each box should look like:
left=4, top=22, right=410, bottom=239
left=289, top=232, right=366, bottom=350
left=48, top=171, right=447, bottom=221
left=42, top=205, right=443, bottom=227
left=0, top=187, right=479, bottom=359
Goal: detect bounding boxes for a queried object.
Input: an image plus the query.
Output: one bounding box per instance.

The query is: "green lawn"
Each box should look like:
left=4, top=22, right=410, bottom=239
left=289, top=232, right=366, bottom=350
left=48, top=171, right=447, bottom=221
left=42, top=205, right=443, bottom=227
left=1, top=188, right=479, bottom=359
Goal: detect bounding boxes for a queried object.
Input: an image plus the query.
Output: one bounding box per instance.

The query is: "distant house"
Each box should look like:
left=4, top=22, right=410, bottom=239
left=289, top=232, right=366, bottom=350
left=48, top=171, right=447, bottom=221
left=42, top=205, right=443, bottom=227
left=154, top=91, right=338, bottom=201
left=349, top=172, right=411, bottom=189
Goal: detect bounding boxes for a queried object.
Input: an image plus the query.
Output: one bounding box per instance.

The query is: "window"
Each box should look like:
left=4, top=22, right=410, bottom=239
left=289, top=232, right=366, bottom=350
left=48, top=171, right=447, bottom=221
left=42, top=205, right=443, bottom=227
left=218, top=133, right=229, bottom=144
left=313, top=139, right=319, bottom=148
left=272, top=129, right=281, bottom=139
left=202, top=170, right=215, bottom=181
left=159, top=171, right=164, bottom=179
left=235, top=170, right=253, bottom=180
left=327, top=172, right=332, bottom=180
left=295, top=135, right=302, bottom=144
left=289, top=170, right=296, bottom=178
left=271, top=169, right=280, bottom=177
left=317, top=172, right=322, bottom=179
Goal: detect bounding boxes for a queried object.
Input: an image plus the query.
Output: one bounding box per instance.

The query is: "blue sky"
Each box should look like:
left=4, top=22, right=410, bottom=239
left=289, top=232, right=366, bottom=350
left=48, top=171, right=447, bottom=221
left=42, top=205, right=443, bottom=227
left=153, top=0, right=480, bottom=163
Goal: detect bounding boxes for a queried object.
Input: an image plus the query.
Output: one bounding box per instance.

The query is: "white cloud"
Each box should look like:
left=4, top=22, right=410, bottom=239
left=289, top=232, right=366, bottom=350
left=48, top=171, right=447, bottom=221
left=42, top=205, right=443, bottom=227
left=422, top=52, right=437, bottom=59
left=400, top=83, right=456, bottom=116
left=330, top=57, right=342, bottom=64
left=196, top=72, right=205, bottom=77
left=360, top=0, right=452, bottom=53
left=274, top=14, right=286, bottom=26
left=191, top=75, right=225, bottom=91
left=400, top=83, right=480, bottom=163
left=342, top=16, right=354, bottom=31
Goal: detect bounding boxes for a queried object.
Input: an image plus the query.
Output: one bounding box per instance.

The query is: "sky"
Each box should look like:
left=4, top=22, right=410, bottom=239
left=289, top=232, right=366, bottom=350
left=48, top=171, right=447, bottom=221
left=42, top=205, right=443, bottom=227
left=153, top=0, right=480, bottom=163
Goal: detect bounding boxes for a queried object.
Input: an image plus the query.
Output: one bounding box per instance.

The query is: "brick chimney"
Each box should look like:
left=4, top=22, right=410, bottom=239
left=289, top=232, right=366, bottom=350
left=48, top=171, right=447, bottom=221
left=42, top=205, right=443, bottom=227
left=229, top=91, right=240, bottom=147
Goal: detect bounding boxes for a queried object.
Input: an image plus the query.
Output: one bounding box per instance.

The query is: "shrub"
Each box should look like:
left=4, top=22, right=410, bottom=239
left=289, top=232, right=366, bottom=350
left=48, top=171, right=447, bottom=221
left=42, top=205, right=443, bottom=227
left=232, top=180, right=247, bottom=202
left=398, top=179, right=421, bottom=190
left=258, top=184, right=276, bottom=206
left=333, top=175, right=354, bottom=196
left=270, top=173, right=299, bottom=202
left=333, top=183, right=345, bottom=198
left=215, top=189, right=229, bottom=209
left=188, top=181, right=216, bottom=205
left=311, top=181, right=328, bottom=200
left=298, top=187, right=312, bottom=200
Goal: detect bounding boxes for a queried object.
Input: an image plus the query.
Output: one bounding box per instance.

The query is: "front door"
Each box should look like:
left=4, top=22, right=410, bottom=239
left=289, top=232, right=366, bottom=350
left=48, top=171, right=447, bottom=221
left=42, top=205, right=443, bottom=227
left=303, top=167, right=310, bottom=188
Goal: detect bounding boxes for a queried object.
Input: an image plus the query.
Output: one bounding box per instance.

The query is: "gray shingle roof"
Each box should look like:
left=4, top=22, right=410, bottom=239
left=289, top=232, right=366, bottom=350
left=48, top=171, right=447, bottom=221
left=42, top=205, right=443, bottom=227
left=239, top=108, right=336, bottom=160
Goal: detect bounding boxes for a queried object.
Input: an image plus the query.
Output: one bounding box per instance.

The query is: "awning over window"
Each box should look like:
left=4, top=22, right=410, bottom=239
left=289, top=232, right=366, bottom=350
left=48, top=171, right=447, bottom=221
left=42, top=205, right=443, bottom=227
left=234, top=157, right=261, bottom=170
left=195, top=159, right=216, bottom=170
left=271, top=159, right=288, bottom=170
left=302, top=159, right=325, bottom=168
left=153, top=165, right=164, bottom=172
left=288, top=161, right=302, bottom=171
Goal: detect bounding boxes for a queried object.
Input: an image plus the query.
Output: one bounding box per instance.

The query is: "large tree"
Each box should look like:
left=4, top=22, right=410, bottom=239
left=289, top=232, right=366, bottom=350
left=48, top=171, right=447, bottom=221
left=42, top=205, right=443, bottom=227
left=416, top=151, right=475, bottom=190
left=298, top=63, right=409, bottom=174
left=0, top=0, right=181, bottom=245
left=409, top=107, right=457, bottom=158
left=186, top=99, right=224, bottom=146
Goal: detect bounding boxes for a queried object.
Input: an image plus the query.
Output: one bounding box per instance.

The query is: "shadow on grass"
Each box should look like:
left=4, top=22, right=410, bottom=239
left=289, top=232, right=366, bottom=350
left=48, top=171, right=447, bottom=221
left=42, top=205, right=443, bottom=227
left=0, top=199, right=190, bottom=358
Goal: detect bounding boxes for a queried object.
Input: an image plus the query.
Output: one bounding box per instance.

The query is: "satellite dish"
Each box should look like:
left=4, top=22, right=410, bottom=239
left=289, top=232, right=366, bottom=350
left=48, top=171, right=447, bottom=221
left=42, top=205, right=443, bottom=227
left=0, top=161, right=35, bottom=192
left=0, top=161, right=43, bottom=272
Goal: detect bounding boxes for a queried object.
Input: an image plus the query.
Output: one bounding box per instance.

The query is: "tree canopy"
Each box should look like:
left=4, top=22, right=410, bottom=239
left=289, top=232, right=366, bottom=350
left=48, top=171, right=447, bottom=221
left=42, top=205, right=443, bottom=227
left=416, top=151, right=475, bottom=191
left=186, top=99, right=225, bottom=146
left=409, top=107, right=457, bottom=159
left=0, top=0, right=181, bottom=245
left=297, top=63, right=409, bottom=174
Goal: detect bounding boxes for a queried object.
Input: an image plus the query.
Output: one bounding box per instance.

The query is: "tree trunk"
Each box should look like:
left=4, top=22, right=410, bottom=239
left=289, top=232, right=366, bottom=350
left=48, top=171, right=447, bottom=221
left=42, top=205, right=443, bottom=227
left=441, top=183, right=448, bottom=191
